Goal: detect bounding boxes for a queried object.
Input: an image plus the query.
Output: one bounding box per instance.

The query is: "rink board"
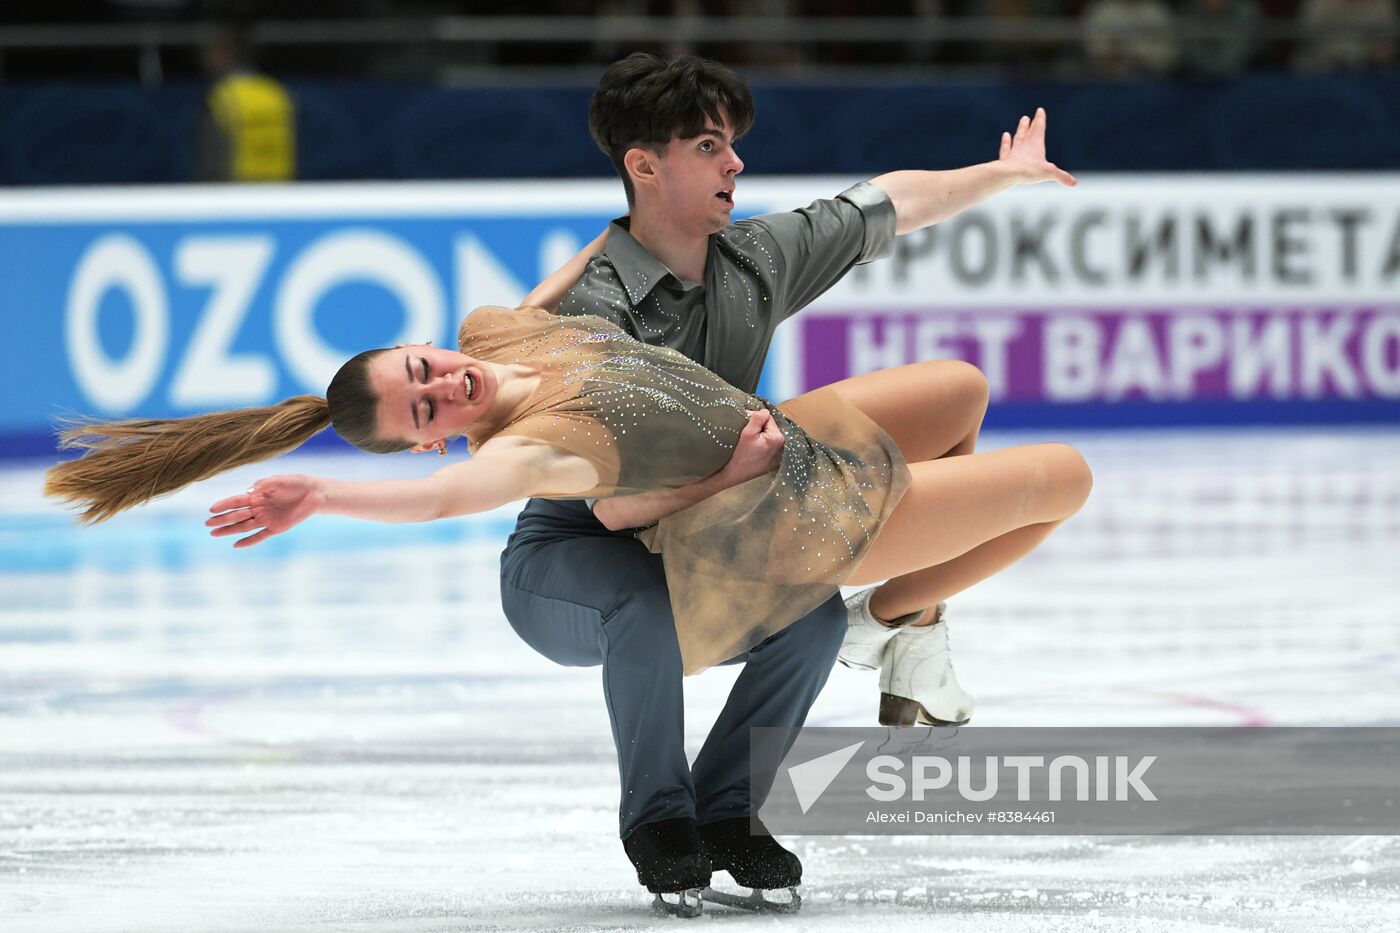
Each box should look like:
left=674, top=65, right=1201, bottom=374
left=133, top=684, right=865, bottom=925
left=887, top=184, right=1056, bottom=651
left=2, top=175, right=1397, bottom=457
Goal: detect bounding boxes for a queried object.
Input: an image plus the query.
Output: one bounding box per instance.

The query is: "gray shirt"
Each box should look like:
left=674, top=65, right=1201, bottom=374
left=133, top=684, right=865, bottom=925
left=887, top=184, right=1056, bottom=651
left=554, top=181, right=897, bottom=392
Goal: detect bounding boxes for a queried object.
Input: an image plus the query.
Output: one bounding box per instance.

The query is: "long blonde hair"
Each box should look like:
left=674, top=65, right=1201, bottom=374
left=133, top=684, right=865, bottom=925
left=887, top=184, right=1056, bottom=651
left=45, top=348, right=407, bottom=524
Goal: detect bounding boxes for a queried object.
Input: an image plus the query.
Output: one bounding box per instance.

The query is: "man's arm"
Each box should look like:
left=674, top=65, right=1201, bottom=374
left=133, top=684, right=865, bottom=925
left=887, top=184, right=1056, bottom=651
left=592, top=408, right=784, bottom=531
left=871, top=107, right=1077, bottom=235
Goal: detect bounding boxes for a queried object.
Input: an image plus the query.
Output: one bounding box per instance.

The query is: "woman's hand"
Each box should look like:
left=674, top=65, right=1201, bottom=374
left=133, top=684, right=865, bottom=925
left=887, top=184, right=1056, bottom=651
left=719, top=409, right=785, bottom=485
left=590, top=409, right=783, bottom=531
left=206, top=474, right=326, bottom=548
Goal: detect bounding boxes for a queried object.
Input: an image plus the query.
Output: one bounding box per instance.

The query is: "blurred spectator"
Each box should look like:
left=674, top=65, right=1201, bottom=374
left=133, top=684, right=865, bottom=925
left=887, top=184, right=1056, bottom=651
left=592, top=0, right=651, bottom=64
left=1293, top=0, right=1398, bottom=71
left=801, top=0, right=908, bottom=68
left=590, top=0, right=739, bottom=66
left=196, top=23, right=296, bottom=182
left=903, top=0, right=947, bottom=65
left=1082, top=0, right=1181, bottom=75
left=962, top=0, right=1065, bottom=71
left=738, top=0, right=806, bottom=70
left=1180, top=0, right=1260, bottom=76
left=667, top=0, right=706, bottom=60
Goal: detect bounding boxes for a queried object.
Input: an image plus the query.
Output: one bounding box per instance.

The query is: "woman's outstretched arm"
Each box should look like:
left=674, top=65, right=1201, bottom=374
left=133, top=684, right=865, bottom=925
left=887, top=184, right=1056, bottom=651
left=206, top=439, right=598, bottom=547
left=520, top=227, right=610, bottom=311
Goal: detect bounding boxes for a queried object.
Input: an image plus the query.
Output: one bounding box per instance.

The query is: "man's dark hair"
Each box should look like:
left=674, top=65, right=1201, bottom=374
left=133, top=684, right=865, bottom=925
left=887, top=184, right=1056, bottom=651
left=589, top=52, right=756, bottom=206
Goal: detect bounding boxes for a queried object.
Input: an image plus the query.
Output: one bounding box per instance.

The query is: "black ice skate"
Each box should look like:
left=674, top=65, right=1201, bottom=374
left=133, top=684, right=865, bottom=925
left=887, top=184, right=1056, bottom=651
left=697, top=816, right=803, bottom=914
left=622, top=817, right=712, bottom=918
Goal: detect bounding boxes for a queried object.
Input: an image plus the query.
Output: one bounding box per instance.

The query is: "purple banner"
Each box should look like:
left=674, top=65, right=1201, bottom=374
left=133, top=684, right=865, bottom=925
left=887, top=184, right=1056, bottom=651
left=800, top=306, right=1400, bottom=405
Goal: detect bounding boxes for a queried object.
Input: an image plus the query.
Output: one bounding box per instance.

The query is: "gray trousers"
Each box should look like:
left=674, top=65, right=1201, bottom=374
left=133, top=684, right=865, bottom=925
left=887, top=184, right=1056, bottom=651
left=500, top=498, right=846, bottom=840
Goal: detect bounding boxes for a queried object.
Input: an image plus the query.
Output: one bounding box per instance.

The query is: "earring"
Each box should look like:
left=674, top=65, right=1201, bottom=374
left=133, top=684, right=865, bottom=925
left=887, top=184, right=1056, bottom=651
left=438, top=442, right=447, bottom=456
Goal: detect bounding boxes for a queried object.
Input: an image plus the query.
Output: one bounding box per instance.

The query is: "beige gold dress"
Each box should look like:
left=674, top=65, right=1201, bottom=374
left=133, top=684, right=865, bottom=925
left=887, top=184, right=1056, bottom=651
left=460, top=305, right=910, bottom=674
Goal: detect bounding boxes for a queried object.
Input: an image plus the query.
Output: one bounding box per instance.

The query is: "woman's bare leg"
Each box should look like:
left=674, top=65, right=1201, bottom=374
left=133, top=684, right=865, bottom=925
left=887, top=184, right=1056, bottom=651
left=868, top=519, right=1064, bottom=621
left=824, top=359, right=989, bottom=461
left=782, top=362, right=1089, bottom=623
left=780, top=361, right=1088, bottom=726
left=844, top=442, right=1092, bottom=589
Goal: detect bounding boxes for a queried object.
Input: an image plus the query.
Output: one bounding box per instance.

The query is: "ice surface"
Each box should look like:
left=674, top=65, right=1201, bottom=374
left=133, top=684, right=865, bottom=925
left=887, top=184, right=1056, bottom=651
left=2, top=428, right=1397, bottom=931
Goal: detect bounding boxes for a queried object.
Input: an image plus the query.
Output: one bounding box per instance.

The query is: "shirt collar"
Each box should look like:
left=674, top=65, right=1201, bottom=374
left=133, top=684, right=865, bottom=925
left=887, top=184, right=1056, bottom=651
left=602, top=216, right=692, bottom=304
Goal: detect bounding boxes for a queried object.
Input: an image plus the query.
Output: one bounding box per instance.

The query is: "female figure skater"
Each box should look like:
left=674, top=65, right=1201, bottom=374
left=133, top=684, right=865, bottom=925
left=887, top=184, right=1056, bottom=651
left=46, top=303, right=1091, bottom=707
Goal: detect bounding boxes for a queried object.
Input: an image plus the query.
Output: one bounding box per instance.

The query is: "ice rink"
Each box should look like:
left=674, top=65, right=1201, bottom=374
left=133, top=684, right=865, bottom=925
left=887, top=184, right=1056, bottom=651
left=3, top=427, right=1398, bottom=932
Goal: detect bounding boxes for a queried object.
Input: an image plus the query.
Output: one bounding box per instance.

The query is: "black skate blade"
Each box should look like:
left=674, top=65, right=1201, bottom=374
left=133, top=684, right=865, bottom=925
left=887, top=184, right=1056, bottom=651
left=650, top=888, right=703, bottom=918
left=702, top=885, right=802, bottom=914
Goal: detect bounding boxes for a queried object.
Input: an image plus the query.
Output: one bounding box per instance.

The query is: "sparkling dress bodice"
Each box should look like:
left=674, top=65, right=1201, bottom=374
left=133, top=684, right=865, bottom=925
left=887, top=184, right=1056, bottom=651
left=461, top=305, right=910, bottom=673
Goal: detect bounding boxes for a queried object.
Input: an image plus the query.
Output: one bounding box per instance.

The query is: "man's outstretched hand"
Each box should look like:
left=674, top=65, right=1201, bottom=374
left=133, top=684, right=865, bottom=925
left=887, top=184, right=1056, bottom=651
left=999, top=107, right=1077, bottom=188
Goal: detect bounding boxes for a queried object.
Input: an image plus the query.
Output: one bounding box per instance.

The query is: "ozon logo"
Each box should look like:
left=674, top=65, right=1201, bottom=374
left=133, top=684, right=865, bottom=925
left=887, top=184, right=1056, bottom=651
left=62, top=227, right=580, bottom=414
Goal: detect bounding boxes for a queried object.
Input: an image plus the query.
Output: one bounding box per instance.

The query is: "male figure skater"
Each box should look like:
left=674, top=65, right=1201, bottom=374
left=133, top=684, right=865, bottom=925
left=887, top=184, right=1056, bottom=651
left=500, top=53, right=1075, bottom=913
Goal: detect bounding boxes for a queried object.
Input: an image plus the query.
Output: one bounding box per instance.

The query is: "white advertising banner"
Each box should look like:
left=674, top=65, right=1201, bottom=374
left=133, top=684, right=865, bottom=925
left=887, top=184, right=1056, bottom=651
left=2, top=174, right=1395, bottom=455
left=763, top=175, right=1400, bottom=422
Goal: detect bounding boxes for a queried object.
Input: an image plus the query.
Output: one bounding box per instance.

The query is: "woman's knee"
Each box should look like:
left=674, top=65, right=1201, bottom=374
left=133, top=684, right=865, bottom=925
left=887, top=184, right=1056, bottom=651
left=936, top=359, right=990, bottom=420
left=1035, top=443, right=1093, bottom=517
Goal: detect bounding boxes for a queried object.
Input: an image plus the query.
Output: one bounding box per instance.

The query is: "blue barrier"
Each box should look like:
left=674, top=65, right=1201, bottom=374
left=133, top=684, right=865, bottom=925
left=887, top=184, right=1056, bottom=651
left=3, top=73, right=1400, bottom=186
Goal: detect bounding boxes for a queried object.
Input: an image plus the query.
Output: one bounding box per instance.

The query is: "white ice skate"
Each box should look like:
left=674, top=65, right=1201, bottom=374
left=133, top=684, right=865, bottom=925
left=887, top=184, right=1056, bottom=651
left=838, top=586, right=923, bottom=671
left=878, top=602, right=975, bottom=726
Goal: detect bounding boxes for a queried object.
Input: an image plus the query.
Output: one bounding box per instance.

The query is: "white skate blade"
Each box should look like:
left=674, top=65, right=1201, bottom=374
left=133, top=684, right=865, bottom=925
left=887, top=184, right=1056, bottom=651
left=702, top=884, right=802, bottom=914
